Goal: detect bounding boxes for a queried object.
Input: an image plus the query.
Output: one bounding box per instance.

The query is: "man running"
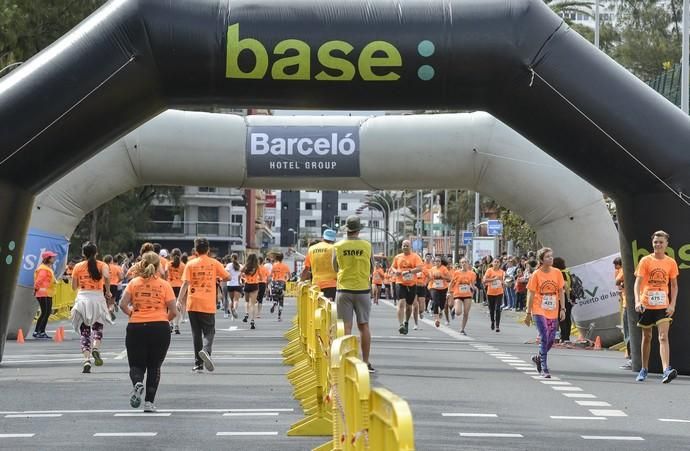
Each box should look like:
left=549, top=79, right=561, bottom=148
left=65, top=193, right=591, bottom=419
left=634, top=230, right=678, bottom=383
left=176, top=238, right=230, bottom=373
left=269, top=253, right=291, bottom=321
left=392, top=240, right=423, bottom=335
left=371, top=262, right=385, bottom=305
left=301, top=228, right=338, bottom=301
left=332, top=215, right=375, bottom=372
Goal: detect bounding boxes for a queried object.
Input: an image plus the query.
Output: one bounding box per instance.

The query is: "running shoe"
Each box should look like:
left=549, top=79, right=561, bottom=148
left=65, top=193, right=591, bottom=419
left=191, top=365, right=204, bottom=373
left=143, top=401, right=156, bottom=413
left=662, top=367, right=677, bottom=384
left=460, top=330, right=467, bottom=335
left=39, top=332, right=52, bottom=339
left=93, top=350, right=103, bottom=367
left=435, top=319, right=440, bottom=328
left=242, top=314, right=249, bottom=323
left=444, top=320, right=450, bottom=326
left=495, top=328, right=500, bottom=333
left=129, top=382, right=144, bottom=408
left=399, top=323, right=406, bottom=334
left=270, top=302, right=277, bottom=314
left=491, top=322, right=495, bottom=330
left=82, top=360, right=91, bottom=374
left=198, top=350, right=215, bottom=372
left=32, top=331, right=39, bottom=338
left=636, top=368, right=648, bottom=382
left=367, top=363, right=376, bottom=374
left=174, top=327, right=180, bottom=335
left=250, top=321, right=256, bottom=330
left=531, top=355, right=542, bottom=374
left=619, top=360, right=632, bottom=370
left=223, top=312, right=229, bottom=319
left=413, top=325, right=419, bottom=330
left=541, top=371, right=551, bottom=379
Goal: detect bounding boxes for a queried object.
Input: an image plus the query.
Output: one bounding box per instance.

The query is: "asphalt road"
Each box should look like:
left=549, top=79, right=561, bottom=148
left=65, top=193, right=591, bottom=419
left=1, top=297, right=688, bottom=450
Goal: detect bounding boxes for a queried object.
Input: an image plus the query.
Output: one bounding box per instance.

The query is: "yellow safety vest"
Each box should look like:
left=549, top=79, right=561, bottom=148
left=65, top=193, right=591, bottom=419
left=334, top=239, right=372, bottom=292
left=307, top=241, right=337, bottom=288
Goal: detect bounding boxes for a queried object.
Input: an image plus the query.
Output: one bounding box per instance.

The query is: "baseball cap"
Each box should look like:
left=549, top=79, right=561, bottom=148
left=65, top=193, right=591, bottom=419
left=345, top=215, right=362, bottom=232
left=322, top=229, right=337, bottom=242
left=160, top=249, right=169, bottom=258
left=40, top=250, right=57, bottom=259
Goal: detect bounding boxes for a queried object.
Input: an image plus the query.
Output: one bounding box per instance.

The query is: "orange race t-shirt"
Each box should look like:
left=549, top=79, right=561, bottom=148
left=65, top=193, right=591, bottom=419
left=484, top=268, right=505, bottom=296
left=451, top=269, right=477, bottom=299
left=372, top=268, right=385, bottom=285
left=72, top=260, right=108, bottom=291
left=108, top=264, right=122, bottom=285
left=392, top=253, right=423, bottom=286
left=635, top=254, right=679, bottom=310
left=258, top=265, right=269, bottom=283
left=126, top=276, right=175, bottom=323
left=182, top=254, right=229, bottom=313
left=271, top=262, right=291, bottom=282
left=527, top=267, right=565, bottom=319
left=242, top=267, right=261, bottom=284
left=428, top=266, right=451, bottom=291
left=167, top=262, right=186, bottom=288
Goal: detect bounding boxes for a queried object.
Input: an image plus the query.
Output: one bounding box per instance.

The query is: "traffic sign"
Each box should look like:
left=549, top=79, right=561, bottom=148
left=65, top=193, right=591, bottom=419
left=487, top=220, right=503, bottom=236
left=412, top=239, right=423, bottom=252
left=462, top=231, right=473, bottom=245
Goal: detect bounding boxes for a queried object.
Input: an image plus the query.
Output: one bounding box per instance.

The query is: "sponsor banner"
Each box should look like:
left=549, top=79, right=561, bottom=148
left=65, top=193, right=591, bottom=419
left=571, top=253, right=621, bottom=322
left=246, top=126, right=360, bottom=177
left=265, top=193, right=276, bottom=208
left=472, top=237, right=498, bottom=264
left=18, top=228, right=70, bottom=288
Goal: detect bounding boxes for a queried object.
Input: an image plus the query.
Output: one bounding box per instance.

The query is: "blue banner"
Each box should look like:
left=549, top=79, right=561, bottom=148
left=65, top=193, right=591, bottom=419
left=18, top=228, right=70, bottom=288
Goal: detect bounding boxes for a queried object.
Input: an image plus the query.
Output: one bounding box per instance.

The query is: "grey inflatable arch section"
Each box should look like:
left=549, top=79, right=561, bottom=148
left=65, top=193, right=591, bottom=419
left=9, top=110, right=619, bottom=343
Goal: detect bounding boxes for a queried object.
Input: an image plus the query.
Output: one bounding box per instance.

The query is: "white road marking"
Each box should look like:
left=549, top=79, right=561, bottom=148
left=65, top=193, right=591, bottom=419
left=460, top=433, right=523, bottom=438
left=114, top=413, right=171, bottom=417
left=589, top=409, right=627, bottom=417
left=442, top=413, right=498, bottom=417
left=513, top=366, right=534, bottom=370
left=562, top=393, right=597, bottom=399
left=550, top=416, right=607, bottom=420
left=0, top=408, right=293, bottom=415
left=93, top=432, right=157, bottom=437
left=216, top=432, right=279, bottom=436
left=507, top=363, right=529, bottom=366
left=5, top=413, right=63, bottom=418
left=540, top=381, right=571, bottom=385
left=581, top=436, right=643, bottom=441
left=114, top=349, right=127, bottom=360
left=659, top=418, right=690, bottom=423
left=522, top=371, right=540, bottom=375
left=0, top=433, right=35, bottom=438
left=552, top=387, right=583, bottom=392
left=576, top=401, right=611, bottom=407
left=223, top=412, right=279, bottom=417
left=500, top=359, right=525, bottom=363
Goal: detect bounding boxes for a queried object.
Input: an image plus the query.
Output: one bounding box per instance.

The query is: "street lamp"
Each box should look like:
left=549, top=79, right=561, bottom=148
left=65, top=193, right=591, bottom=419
left=287, top=227, right=298, bottom=251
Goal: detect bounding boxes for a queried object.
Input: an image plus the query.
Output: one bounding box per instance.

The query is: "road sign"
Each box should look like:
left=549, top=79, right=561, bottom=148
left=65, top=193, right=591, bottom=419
left=487, top=220, right=503, bottom=236
left=462, top=231, right=473, bottom=245
left=412, top=239, right=423, bottom=252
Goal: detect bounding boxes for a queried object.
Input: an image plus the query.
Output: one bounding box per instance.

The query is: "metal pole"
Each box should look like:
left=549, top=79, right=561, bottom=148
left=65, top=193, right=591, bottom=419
left=683, top=0, right=689, bottom=114
left=594, top=0, right=600, bottom=49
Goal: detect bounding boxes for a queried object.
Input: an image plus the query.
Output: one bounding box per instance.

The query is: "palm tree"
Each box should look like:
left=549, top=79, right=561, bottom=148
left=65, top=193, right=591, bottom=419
left=544, top=0, right=594, bottom=21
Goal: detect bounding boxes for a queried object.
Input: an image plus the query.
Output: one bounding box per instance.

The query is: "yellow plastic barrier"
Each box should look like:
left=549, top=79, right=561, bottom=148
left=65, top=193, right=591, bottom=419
left=286, top=281, right=299, bottom=297
left=369, top=388, right=415, bottom=451
left=51, top=280, right=76, bottom=321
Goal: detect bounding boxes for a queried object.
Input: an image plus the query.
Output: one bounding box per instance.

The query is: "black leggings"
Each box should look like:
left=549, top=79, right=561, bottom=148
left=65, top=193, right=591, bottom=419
left=257, top=283, right=267, bottom=304
left=488, top=295, right=503, bottom=327
left=35, top=297, right=52, bottom=334
left=126, top=322, right=171, bottom=403
left=559, top=301, right=574, bottom=341
left=430, top=289, right=447, bottom=314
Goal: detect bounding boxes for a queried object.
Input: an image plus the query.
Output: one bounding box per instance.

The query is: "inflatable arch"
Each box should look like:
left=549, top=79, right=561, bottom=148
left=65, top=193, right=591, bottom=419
left=8, top=109, right=619, bottom=342
left=0, top=0, right=689, bottom=372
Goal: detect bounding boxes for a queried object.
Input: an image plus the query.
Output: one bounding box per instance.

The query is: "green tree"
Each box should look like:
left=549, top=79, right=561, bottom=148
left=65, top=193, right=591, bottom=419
left=0, top=0, right=105, bottom=74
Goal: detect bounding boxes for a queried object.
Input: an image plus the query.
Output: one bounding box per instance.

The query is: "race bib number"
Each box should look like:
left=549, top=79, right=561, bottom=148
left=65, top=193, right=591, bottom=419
left=647, top=290, right=667, bottom=306
left=490, top=280, right=501, bottom=289
left=459, top=284, right=470, bottom=293
left=433, top=279, right=444, bottom=289
left=403, top=272, right=414, bottom=281
left=541, top=294, right=557, bottom=310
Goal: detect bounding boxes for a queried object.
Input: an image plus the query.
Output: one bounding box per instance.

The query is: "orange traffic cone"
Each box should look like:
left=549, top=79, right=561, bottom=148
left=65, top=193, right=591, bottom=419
left=16, top=328, right=25, bottom=344
left=594, top=336, right=602, bottom=350
left=59, top=326, right=65, bottom=342
left=54, top=327, right=62, bottom=343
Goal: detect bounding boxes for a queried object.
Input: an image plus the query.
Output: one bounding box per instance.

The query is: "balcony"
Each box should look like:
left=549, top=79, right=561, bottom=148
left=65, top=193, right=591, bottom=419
left=141, top=221, right=243, bottom=239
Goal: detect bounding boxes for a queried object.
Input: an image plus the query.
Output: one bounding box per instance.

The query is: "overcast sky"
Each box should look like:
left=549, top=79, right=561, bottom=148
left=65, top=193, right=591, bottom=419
left=272, top=110, right=388, bottom=116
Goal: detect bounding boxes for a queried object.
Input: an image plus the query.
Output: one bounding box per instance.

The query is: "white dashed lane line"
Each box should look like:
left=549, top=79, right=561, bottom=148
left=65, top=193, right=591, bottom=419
left=576, top=401, right=611, bottom=407
left=659, top=418, right=690, bottom=423
left=0, top=434, right=35, bottom=438
left=5, top=414, right=63, bottom=418
left=562, top=393, right=597, bottom=399
left=114, top=413, right=172, bottom=417
left=550, top=416, right=607, bottom=420
left=589, top=409, right=627, bottom=417
left=94, top=432, right=157, bottom=437
left=581, top=435, right=644, bottom=441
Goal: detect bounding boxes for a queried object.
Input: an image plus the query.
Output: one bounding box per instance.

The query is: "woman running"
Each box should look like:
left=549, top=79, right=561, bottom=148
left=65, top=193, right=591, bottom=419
left=33, top=250, right=58, bottom=339
left=524, top=247, right=566, bottom=378
left=483, top=258, right=505, bottom=332
left=168, top=248, right=186, bottom=334
left=70, top=242, right=111, bottom=373
left=119, top=251, right=177, bottom=412
left=241, top=254, right=261, bottom=329
left=371, top=262, right=385, bottom=305
left=429, top=257, right=452, bottom=328
left=226, top=253, right=243, bottom=319
left=448, top=258, right=477, bottom=334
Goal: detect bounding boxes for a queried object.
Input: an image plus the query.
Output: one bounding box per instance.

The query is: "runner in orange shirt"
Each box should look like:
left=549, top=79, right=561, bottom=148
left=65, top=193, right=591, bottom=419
left=483, top=258, right=506, bottom=333
left=371, top=262, right=385, bottom=305
left=104, top=254, right=123, bottom=319
left=524, top=247, right=566, bottom=378
left=119, top=251, right=177, bottom=412
left=428, top=256, right=452, bottom=328
left=241, top=254, right=262, bottom=329
left=411, top=255, right=431, bottom=329
left=391, top=240, right=424, bottom=335
left=384, top=266, right=394, bottom=302
left=421, top=253, right=433, bottom=315
left=177, top=238, right=229, bottom=372
left=448, top=258, right=477, bottom=334
left=270, top=253, right=291, bottom=321
left=633, top=230, right=679, bottom=383
left=168, top=248, right=186, bottom=334
left=257, top=256, right=268, bottom=318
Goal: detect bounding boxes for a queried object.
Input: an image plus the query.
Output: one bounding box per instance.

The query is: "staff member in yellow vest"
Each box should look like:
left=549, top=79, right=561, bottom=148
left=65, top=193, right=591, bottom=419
left=33, top=250, right=58, bottom=339
left=301, top=228, right=338, bottom=300
left=332, top=216, right=376, bottom=373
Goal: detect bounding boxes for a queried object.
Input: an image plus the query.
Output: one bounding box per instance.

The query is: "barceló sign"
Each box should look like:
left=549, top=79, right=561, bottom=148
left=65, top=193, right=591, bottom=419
left=246, top=126, right=360, bottom=177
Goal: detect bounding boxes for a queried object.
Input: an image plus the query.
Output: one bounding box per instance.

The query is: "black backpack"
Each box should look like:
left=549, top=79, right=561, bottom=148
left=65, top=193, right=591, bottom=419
left=568, top=271, right=585, bottom=302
